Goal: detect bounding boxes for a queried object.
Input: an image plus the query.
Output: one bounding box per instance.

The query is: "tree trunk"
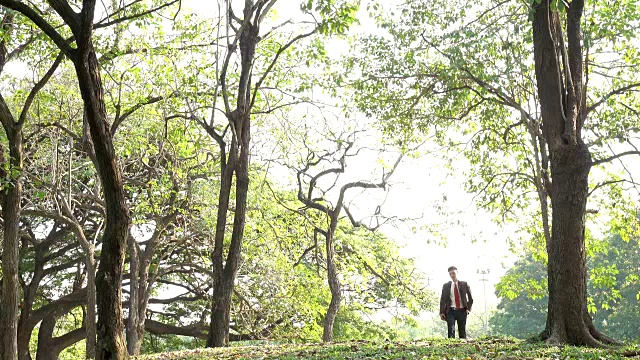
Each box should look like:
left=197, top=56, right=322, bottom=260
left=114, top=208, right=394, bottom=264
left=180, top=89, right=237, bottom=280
left=85, top=247, right=97, bottom=359
left=208, top=283, right=233, bottom=347
left=207, top=112, right=252, bottom=348
left=205, top=2, right=260, bottom=347
left=17, top=244, right=45, bottom=360
left=74, top=46, right=130, bottom=360
left=126, top=236, right=142, bottom=356
left=127, top=221, right=169, bottom=356
left=532, top=0, right=614, bottom=346
left=36, top=316, right=86, bottom=360
left=207, top=140, right=235, bottom=348
left=36, top=317, right=58, bottom=360
left=0, top=124, right=23, bottom=360
left=322, top=230, right=341, bottom=342
left=545, top=144, right=599, bottom=345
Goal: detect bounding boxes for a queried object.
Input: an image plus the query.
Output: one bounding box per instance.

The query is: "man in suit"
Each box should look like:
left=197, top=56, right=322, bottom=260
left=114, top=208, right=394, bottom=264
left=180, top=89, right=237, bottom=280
left=439, top=266, right=473, bottom=339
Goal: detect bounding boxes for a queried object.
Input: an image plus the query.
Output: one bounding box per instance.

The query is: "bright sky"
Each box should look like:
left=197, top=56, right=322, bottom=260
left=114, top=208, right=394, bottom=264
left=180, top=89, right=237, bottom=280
left=179, top=0, right=640, bottom=319
left=10, top=0, right=637, bottom=327
left=178, top=0, right=518, bottom=317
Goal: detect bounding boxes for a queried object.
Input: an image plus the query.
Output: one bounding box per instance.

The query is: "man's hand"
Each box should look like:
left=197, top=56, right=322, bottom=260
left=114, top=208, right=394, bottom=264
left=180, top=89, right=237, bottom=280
left=440, top=314, right=445, bottom=320
left=466, top=309, right=470, bottom=314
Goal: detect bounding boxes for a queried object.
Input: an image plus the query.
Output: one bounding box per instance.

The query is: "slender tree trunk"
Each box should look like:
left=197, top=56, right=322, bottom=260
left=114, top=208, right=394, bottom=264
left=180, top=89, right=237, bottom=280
left=126, top=236, right=141, bottom=355
left=74, top=46, right=130, bottom=360
left=206, top=3, right=258, bottom=347
left=17, top=252, right=44, bottom=360
left=208, top=131, right=250, bottom=347
left=85, top=246, right=97, bottom=359
left=128, top=223, right=168, bottom=356
left=0, top=125, right=23, bottom=360
left=207, top=141, right=235, bottom=347
left=322, top=229, right=341, bottom=342
left=207, top=106, right=252, bottom=348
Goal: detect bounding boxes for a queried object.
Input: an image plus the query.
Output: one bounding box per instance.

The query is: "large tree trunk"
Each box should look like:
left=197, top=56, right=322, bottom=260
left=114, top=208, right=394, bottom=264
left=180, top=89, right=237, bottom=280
left=545, top=144, right=598, bottom=345
left=532, top=0, right=614, bottom=346
left=322, top=230, right=342, bottom=342
left=74, top=46, right=130, bottom=359
left=0, top=124, right=23, bottom=360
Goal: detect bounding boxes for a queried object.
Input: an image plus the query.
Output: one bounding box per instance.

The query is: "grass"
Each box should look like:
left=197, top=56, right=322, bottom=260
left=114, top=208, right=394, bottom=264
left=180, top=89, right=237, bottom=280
left=137, top=337, right=640, bottom=359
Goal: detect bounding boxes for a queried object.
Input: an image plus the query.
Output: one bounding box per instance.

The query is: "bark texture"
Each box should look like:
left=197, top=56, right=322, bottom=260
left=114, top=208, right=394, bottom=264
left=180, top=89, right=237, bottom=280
left=70, top=3, right=131, bottom=358
left=532, top=0, right=616, bottom=346
left=322, top=224, right=342, bottom=342
left=0, top=125, right=21, bottom=360
left=206, top=3, right=258, bottom=348
left=76, top=47, right=130, bottom=360
left=0, top=1, right=132, bottom=357
left=0, top=15, right=22, bottom=360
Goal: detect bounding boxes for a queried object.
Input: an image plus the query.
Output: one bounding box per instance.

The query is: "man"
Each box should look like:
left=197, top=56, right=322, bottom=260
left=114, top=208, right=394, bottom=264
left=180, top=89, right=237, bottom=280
left=439, top=266, right=473, bottom=339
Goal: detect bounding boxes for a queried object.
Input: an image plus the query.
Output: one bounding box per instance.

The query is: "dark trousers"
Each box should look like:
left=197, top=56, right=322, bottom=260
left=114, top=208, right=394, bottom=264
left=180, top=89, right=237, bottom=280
left=446, top=308, right=467, bottom=338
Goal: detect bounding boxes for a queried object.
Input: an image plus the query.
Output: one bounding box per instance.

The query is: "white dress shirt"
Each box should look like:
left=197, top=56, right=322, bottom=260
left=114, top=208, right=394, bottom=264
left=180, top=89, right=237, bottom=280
left=450, top=281, right=462, bottom=308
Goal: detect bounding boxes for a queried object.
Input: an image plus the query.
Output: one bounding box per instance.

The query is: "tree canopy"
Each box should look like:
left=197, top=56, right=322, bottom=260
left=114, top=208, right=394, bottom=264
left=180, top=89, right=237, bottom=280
left=0, top=0, right=639, bottom=358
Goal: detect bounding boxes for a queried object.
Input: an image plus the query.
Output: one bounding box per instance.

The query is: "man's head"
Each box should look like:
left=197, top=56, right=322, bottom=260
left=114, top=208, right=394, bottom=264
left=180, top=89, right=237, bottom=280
left=448, top=266, right=458, bottom=282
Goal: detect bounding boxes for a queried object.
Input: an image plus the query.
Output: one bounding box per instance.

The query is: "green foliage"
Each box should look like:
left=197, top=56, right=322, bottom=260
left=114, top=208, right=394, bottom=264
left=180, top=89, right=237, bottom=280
left=302, top=0, right=360, bottom=35
left=491, top=215, right=640, bottom=341
left=136, top=337, right=640, bottom=359
left=346, top=0, right=640, bottom=250
left=142, top=335, right=205, bottom=355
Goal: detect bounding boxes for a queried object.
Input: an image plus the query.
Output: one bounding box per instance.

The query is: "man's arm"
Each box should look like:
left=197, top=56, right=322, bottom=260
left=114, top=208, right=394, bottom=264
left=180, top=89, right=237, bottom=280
left=439, top=284, right=447, bottom=318
left=466, top=282, right=473, bottom=312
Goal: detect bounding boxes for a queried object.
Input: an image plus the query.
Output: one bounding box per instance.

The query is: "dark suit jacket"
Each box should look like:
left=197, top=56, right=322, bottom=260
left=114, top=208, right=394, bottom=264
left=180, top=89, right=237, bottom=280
left=439, top=281, right=473, bottom=315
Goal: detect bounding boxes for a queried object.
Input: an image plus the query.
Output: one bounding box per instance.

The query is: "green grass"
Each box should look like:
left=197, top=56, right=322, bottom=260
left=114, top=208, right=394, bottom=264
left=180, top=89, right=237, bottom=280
left=137, top=337, right=640, bottom=359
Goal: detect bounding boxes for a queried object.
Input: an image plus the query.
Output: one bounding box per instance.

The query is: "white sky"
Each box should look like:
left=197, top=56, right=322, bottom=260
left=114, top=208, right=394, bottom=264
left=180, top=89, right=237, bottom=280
left=175, top=0, right=523, bottom=317
left=180, top=0, right=640, bottom=318
left=8, top=0, right=637, bottom=327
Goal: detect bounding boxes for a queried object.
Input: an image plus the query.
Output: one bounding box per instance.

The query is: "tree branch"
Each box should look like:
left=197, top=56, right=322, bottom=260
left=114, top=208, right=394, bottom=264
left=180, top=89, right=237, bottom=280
left=592, top=151, right=640, bottom=166
left=587, top=82, right=640, bottom=115
left=0, top=0, right=76, bottom=56
left=18, top=51, right=65, bottom=126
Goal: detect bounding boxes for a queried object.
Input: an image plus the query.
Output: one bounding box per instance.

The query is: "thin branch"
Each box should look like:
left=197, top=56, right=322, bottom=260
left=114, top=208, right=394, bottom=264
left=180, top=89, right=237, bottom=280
left=250, top=27, right=317, bottom=109
left=0, top=0, right=76, bottom=56
left=587, top=82, right=640, bottom=115
left=18, top=51, right=65, bottom=126
left=592, top=151, right=640, bottom=166
left=94, top=0, right=180, bottom=29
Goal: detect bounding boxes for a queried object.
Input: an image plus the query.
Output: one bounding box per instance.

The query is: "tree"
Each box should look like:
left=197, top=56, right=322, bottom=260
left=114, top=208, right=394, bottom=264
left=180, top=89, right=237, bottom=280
left=0, top=1, right=181, bottom=357
left=266, top=117, right=433, bottom=341
left=530, top=0, right=629, bottom=345
left=0, top=12, right=62, bottom=359
left=163, top=0, right=358, bottom=347
left=293, top=130, right=402, bottom=341
left=492, top=209, right=640, bottom=342
left=348, top=0, right=640, bottom=346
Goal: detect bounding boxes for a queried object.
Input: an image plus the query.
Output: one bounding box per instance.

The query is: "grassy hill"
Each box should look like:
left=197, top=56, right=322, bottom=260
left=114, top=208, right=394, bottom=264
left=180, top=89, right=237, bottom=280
left=138, top=337, right=640, bottom=359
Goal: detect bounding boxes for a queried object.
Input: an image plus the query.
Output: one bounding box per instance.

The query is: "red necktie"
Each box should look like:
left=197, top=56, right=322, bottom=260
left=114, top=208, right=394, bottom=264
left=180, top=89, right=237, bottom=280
left=454, top=283, right=462, bottom=308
